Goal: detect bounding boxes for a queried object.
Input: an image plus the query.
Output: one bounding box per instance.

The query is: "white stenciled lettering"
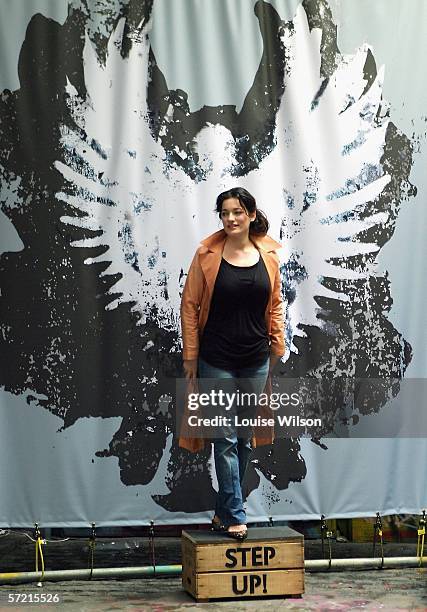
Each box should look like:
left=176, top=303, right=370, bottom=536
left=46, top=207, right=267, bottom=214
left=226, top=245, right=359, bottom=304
left=277, top=415, right=322, bottom=427
left=234, top=415, right=274, bottom=427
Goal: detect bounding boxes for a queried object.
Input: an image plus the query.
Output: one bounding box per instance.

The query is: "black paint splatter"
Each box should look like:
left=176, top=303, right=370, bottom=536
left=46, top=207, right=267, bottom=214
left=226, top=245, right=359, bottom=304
left=0, top=0, right=414, bottom=517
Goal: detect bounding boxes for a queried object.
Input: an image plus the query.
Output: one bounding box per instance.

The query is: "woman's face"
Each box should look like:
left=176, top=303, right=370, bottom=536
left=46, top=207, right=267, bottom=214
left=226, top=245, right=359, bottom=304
left=220, top=197, right=256, bottom=237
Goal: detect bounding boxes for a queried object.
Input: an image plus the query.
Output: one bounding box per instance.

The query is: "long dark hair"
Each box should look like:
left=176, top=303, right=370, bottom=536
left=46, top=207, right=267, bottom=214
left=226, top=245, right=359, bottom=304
left=215, top=187, right=269, bottom=236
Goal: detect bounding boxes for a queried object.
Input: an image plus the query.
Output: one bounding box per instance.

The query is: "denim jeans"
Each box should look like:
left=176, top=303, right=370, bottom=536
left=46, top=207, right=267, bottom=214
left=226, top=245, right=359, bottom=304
left=198, top=356, right=270, bottom=527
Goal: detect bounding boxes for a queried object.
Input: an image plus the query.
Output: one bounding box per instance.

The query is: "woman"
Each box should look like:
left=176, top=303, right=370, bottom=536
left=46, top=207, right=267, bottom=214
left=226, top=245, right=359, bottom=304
left=179, top=187, right=285, bottom=540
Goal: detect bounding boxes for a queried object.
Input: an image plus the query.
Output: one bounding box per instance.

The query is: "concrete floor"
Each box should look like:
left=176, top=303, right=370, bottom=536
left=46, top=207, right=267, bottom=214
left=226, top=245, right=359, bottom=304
left=0, top=532, right=426, bottom=610
left=1, top=570, right=427, bottom=611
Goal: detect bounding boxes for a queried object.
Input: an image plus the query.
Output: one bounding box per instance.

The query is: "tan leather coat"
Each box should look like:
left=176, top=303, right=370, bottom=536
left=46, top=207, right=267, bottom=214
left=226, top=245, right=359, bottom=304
left=178, top=229, right=285, bottom=452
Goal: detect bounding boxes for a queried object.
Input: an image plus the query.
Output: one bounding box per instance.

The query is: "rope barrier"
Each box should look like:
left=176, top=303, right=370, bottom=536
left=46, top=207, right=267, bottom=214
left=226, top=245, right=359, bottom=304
left=373, top=512, right=384, bottom=569
left=0, top=513, right=424, bottom=585
left=0, top=528, right=69, bottom=543
left=88, top=522, right=96, bottom=580
left=33, top=524, right=45, bottom=586
left=416, top=510, right=426, bottom=568
left=320, top=515, right=333, bottom=569
left=149, top=520, right=156, bottom=576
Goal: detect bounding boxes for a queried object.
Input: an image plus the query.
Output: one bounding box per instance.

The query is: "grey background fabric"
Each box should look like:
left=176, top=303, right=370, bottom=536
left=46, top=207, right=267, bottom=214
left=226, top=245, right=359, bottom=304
left=0, top=0, right=426, bottom=526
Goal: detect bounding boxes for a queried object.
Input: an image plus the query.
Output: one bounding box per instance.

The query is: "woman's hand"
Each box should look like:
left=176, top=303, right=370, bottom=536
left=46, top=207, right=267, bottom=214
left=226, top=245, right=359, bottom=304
left=183, top=359, right=198, bottom=381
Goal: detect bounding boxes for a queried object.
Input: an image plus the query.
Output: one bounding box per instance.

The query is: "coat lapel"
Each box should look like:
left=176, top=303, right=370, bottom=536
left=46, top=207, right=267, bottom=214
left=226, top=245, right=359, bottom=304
left=199, top=251, right=223, bottom=297
left=199, top=230, right=225, bottom=297
left=259, top=250, right=276, bottom=292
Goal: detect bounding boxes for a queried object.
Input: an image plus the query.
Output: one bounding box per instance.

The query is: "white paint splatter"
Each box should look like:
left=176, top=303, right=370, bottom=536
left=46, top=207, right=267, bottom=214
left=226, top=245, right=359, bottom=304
left=55, top=6, right=394, bottom=357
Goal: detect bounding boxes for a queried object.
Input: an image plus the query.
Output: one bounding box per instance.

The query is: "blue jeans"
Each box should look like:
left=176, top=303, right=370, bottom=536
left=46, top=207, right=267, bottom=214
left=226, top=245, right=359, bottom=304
left=198, top=356, right=270, bottom=527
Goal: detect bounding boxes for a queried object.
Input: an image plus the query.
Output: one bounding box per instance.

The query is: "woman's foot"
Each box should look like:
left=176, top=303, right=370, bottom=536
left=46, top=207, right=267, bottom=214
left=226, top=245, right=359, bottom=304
left=225, top=524, right=248, bottom=540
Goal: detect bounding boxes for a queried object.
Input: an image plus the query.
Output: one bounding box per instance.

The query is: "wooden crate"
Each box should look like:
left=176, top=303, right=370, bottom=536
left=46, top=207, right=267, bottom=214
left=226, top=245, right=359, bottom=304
left=182, top=526, right=304, bottom=601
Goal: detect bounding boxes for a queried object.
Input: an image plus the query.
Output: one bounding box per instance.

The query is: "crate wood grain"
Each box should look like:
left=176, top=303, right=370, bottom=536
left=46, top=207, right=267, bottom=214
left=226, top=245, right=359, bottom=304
left=183, top=567, right=304, bottom=600
left=182, top=526, right=304, bottom=601
left=182, top=535, right=303, bottom=573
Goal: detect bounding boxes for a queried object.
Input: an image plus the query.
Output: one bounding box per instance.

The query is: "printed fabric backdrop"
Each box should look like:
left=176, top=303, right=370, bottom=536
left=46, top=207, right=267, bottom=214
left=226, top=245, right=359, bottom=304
left=0, top=0, right=426, bottom=526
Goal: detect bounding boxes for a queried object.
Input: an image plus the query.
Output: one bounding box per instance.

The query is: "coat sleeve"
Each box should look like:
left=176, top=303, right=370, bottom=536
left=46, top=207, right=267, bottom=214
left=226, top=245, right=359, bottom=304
left=270, top=256, right=286, bottom=357
left=180, top=249, right=205, bottom=361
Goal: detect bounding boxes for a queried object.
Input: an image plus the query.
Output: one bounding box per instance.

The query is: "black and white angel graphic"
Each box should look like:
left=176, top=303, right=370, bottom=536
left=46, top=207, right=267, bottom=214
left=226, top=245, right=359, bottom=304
left=0, top=0, right=413, bottom=512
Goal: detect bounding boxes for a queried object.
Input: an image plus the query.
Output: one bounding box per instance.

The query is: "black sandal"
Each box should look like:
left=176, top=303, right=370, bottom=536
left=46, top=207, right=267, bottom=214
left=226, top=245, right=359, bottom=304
left=211, top=516, right=225, bottom=532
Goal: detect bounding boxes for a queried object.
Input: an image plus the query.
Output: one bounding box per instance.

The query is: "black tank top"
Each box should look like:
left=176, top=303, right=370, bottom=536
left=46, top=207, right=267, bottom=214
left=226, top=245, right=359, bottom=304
left=199, top=256, right=270, bottom=369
